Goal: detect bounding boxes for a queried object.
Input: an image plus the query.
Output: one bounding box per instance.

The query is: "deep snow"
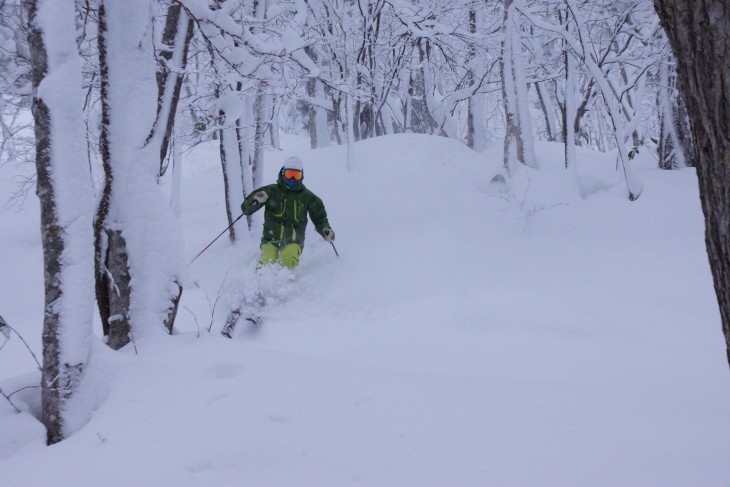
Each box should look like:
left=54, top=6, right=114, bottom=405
left=1, top=133, right=729, bottom=486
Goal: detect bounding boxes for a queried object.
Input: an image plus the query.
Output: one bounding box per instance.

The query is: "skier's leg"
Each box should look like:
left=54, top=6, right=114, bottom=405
left=278, top=244, right=302, bottom=269
left=221, top=309, right=242, bottom=338
left=258, top=243, right=279, bottom=266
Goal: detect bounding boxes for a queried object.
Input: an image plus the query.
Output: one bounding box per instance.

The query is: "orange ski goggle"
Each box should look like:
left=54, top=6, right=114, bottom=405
left=283, top=168, right=303, bottom=181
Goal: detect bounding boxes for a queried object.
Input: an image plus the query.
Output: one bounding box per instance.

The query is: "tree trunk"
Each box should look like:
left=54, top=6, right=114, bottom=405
left=27, top=0, right=95, bottom=444
left=657, top=58, right=691, bottom=169
left=564, top=38, right=577, bottom=171
left=408, top=40, right=438, bottom=135
left=306, top=47, right=331, bottom=149
left=501, top=0, right=535, bottom=171
left=219, top=118, right=243, bottom=240
left=466, top=9, right=477, bottom=149
left=653, top=0, right=730, bottom=367
left=252, top=83, right=267, bottom=189
left=151, top=3, right=194, bottom=177
left=536, top=82, right=555, bottom=142
left=96, top=2, right=133, bottom=348
left=95, top=0, right=185, bottom=344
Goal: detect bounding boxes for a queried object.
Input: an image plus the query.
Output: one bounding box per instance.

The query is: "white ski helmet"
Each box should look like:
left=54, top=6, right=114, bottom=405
left=283, top=156, right=303, bottom=172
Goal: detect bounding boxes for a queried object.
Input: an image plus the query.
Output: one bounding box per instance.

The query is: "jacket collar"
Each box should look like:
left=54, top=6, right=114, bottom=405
left=277, top=174, right=306, bottom=192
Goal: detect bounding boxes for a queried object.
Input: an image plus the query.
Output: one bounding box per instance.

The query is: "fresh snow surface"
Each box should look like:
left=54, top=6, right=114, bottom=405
left=1, top=133, right=730, bottom=486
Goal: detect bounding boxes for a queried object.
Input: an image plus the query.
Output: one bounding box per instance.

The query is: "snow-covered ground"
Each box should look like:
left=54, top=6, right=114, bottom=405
left=1, top=134, right=729, bottom=486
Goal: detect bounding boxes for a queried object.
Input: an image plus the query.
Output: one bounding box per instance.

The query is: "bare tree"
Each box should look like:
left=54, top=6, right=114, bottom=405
left=518, top=0, right=643, bottom=199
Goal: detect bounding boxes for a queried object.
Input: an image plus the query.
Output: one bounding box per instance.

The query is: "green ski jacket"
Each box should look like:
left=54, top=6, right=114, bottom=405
left=242, top=174, right=331, bottom=247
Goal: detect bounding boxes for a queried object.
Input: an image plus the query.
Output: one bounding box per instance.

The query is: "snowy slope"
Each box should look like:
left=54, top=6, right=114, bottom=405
left=1, top=134, right=730, bottom=486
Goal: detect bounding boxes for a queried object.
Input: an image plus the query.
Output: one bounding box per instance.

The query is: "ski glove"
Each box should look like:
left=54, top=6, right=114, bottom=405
left=322, top=228, right=335, bottom=242
left=253, top=191, right=268, bottom=204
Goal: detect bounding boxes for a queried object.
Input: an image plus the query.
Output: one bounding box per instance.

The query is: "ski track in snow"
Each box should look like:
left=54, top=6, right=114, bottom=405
left=1, top=134, right=729, bottom=486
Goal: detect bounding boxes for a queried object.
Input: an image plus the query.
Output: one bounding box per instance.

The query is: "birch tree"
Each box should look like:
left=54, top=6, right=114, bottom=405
left=518, top=0, right=643, bottom=199
left=26, top=0, right=95, bottom=444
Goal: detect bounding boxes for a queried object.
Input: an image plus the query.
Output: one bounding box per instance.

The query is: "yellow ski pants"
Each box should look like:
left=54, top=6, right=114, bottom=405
left=259, top=243, right=302, bottom=269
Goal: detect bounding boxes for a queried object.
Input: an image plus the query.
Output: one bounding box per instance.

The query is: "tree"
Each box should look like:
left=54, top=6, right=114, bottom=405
left=653, top=0, right=730, bottom=367
left=656, top=53, right=691, bottom=170
left=517, top=0, right=644, bottom=199
left=149, top=2, right=195, bottom=178
left=502, top=0, right=536, bottom=171
left=94, top=0, right=184, bottom=349
left=0, top=0, right=34, bottom=203
left=26, top=0, right=95, bottom=444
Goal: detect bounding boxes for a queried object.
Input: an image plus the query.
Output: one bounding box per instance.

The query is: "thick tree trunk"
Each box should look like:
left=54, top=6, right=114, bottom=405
left=152, top=5, right=189, bottom=333
left=105, top=229, right=132, bottom=348
left=653, top=0, right=730, bottom=367
left=27, top=0, right=94, bottom=444
left=96, top=0, right=185, bottom=344
left=96, top=3, right=132, bottom=349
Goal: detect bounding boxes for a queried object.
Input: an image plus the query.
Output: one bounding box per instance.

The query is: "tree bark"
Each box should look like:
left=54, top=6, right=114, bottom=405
left=657, top=58, right=692, bottom=169
left=219, top=118, right=241, bottom=241
left=151, top=3, right=194, bottom=177
left=653, top=0, right=730, bottom=367
left=95, top=2, right=133, bottom=349
left=27, top=0, right=94, bottom=444
left=95, top=0, right=185, bottom=344
left=501, top=0, right=535, bottom=170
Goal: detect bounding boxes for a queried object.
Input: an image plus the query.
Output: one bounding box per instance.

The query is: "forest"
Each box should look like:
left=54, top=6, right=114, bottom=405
left=1, top=0, right=730, bottom=483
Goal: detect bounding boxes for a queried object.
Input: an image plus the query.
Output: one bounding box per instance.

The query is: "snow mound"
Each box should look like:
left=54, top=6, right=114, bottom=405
left=1, top=134, right=729, bottom=486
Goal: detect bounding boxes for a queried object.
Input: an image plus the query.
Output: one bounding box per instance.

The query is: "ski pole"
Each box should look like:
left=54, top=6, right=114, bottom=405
left=189, top=214, right=244, bottom=265
left=330, top=242, right=339, bottom=257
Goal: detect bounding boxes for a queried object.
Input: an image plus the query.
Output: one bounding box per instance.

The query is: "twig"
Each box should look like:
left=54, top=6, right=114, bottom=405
left=129, top=329, right=138, bottom=356
left=207, top=269, right=230, bottom=332
left=0, top=385, right=21, bottom=413
left=6, top=325, right=42, bottom=371
left=183, top=306, right=201, bottom=338
left=6, top=385, right=41, bottom=399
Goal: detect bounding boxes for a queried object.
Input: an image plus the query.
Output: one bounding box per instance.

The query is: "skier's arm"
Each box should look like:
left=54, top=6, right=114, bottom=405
left=308, top=195, right=332, bottom=238
left=242, top=187, right=269, bottom=216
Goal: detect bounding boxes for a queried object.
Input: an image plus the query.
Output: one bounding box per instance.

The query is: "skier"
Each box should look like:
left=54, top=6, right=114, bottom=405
left=242, top=155, right=335, bottom=269
left=221, top=156, right=334, bottom=338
